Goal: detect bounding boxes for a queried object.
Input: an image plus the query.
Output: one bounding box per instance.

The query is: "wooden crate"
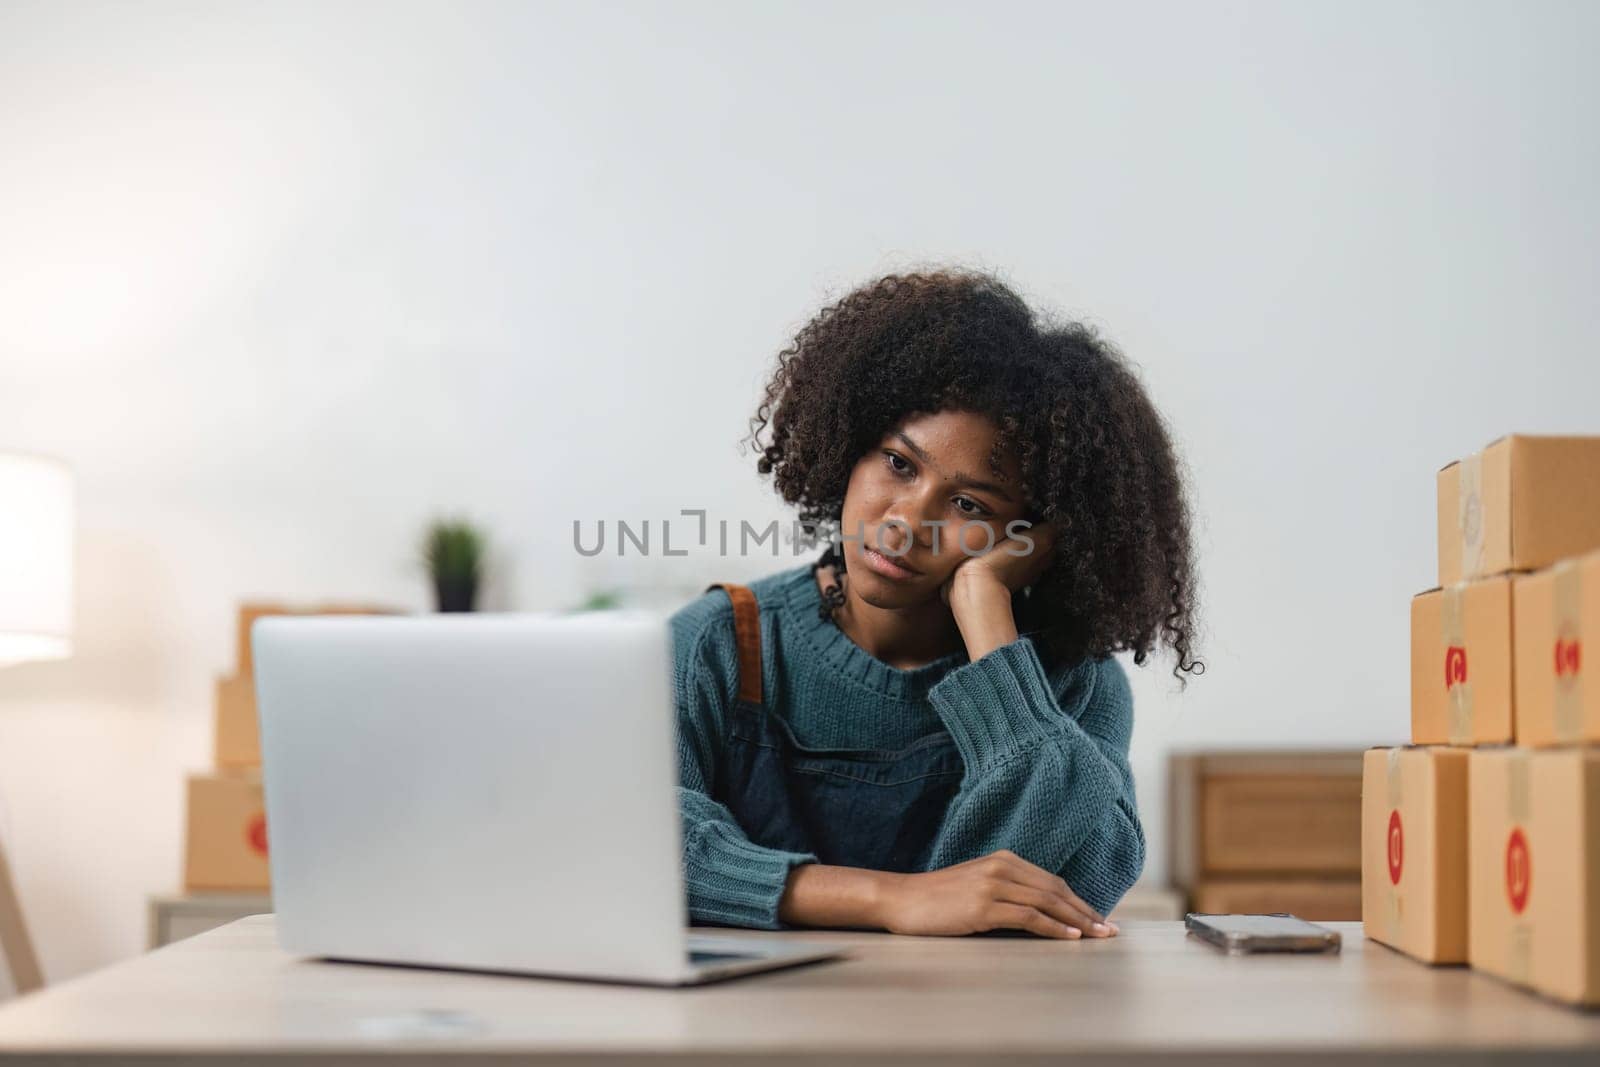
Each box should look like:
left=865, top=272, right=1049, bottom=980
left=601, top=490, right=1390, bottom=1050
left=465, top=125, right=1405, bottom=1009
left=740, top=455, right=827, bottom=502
left=1190, top=879, right=1362, bottom=922
left=1170, top=751, right=1364, bottom=888
left=1200, top=772, right=1362, bottom=874
left=1169, top=751, right=1363, bottom=920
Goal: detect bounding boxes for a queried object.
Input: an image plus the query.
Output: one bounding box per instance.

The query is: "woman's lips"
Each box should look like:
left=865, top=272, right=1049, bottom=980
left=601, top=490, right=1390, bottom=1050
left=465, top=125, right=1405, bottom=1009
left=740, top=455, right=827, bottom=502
left=861, top=546, right=921, bottom=581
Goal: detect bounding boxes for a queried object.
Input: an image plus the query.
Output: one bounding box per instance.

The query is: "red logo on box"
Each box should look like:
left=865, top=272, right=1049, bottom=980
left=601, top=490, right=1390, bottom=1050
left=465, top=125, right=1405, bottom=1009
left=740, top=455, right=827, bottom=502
left=1554, top=638, right=1581, bottom=679
left=1444, top=646, right=1468, bottom=688
left=1505, top=828, right=1530, bottom=915
left=245, top=812, right=269, bottom=858
left=1386, top=810, right=1404, bottom=885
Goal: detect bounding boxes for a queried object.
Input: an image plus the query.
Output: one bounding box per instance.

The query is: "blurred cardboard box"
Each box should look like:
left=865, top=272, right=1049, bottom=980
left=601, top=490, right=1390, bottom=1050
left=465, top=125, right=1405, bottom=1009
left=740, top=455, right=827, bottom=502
left=1411, top=578, right=1514, bottom=745
left=1437, top=435, right=1600, bottom=587
left=1469, top=748, right=1600, bottom=1006
left=235, top=601, right=396, bottom=677
left=183, top=771, right=270, bottom=892
left=1513, top=551, right=1599, bottom=747
left=1361, top=747, right=1469, bottom=964
left=214, top=674, right=259, bottom=769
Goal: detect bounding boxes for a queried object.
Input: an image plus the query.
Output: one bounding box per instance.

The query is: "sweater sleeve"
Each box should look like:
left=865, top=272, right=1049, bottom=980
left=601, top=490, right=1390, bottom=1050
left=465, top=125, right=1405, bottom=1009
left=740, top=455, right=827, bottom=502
left=922, top=637, right=1146, bottom=915
left=670, top=600, right=817, bottom=930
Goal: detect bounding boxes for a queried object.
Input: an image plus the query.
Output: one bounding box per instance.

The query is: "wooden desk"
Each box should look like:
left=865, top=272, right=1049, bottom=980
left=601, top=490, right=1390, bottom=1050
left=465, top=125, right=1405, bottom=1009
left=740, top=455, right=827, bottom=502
left=0, top=917, right=1596, bottom=1064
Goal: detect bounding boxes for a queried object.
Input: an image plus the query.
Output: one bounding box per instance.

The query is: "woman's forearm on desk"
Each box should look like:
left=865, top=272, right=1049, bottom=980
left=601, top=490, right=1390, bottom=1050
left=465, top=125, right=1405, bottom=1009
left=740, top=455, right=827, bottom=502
left=777, top=864, right=894, bottom=930
left=778, top=854, right=1111, bottom=939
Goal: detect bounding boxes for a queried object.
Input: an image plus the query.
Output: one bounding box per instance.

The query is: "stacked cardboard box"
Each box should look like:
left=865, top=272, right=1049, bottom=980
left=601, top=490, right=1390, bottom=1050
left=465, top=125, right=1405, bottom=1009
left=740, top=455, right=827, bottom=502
left=183, top=602, right=392, bottom=891
left=1468, top=746, right=1600, bottom=1004
left=1361, top=746, right=1469, bottom=962
left=1363, top=435, right=1600, bottom=1006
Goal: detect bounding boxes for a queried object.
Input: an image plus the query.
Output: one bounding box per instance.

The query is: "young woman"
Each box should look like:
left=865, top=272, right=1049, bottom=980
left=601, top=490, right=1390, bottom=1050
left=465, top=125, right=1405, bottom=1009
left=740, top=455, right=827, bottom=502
left=671, top=269, right=1200, bottom=940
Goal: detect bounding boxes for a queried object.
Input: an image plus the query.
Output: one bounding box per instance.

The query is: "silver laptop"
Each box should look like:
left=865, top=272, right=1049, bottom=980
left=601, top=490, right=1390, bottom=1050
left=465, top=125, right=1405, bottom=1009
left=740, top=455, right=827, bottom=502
left=253, top=610, right=841, bottom=985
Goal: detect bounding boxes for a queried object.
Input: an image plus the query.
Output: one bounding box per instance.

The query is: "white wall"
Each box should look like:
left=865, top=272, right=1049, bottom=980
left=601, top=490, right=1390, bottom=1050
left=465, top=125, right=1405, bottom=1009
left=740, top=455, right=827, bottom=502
left=2, top=0, right=1598, bottom=984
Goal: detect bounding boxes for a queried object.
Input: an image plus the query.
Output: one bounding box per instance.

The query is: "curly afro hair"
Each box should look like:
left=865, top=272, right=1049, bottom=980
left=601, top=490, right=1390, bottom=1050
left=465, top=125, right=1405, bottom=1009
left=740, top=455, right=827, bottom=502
left=747, top=268, right=1203, bottom=682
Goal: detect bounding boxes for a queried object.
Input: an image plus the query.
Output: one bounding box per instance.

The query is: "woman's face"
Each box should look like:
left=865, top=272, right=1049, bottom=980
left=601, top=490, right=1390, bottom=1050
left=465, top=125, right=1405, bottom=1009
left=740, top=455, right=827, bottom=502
left=837, top=409, right=1030, bottom=609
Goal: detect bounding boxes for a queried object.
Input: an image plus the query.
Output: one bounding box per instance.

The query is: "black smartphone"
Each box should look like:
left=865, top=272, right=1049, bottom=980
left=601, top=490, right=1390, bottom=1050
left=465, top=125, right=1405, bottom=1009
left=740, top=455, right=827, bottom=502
left=1184, top=913, right=1342, bottom=955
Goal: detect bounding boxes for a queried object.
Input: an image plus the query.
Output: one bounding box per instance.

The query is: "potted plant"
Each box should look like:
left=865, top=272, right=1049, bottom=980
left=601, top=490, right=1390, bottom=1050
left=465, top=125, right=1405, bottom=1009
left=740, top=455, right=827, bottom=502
left=423, top=518, right=486, bottom=612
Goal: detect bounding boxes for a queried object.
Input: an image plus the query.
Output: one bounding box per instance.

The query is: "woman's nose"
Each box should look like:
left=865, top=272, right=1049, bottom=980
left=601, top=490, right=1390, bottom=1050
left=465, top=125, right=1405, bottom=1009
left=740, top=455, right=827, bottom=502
left=883, top=490, right=942, bottom=549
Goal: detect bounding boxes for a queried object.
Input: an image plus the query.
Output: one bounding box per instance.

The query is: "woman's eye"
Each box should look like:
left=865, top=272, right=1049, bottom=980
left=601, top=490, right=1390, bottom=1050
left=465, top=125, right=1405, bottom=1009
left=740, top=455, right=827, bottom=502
left=884, top=451, right=912, bottom=475
left=953, top=497, right=990, bottom=516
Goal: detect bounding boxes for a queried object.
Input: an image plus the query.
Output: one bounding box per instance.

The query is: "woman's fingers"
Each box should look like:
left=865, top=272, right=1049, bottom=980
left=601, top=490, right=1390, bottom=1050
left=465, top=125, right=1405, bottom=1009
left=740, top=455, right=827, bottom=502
left=987, top=902, right=1081, bottom=940
left=996, top=882, right=1110, bottom=936
left=1043, top=878, right=1112, bottom=933
left=989, top=852, right=1105, bottom=919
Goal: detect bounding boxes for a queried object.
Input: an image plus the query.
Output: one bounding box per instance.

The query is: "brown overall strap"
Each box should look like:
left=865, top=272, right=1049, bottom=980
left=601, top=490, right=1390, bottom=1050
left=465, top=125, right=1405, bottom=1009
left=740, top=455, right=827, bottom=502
left=704, top=583, right=763, bottom=706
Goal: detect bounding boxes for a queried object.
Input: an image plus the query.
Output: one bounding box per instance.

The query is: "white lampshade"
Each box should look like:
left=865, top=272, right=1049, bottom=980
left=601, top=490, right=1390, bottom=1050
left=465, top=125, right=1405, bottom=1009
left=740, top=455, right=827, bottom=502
left=0, top=453, right=74, bottom=667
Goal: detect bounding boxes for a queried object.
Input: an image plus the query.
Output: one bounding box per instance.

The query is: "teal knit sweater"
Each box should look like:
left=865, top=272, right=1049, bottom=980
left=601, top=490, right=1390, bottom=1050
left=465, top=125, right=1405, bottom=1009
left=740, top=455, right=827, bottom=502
left=670, top=563, right=1145, bottom=929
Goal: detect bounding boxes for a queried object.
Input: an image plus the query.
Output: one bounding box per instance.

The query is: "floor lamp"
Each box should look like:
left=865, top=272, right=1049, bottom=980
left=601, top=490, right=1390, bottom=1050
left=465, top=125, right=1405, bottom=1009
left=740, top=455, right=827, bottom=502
left=0, top=452, right=74, bottom=996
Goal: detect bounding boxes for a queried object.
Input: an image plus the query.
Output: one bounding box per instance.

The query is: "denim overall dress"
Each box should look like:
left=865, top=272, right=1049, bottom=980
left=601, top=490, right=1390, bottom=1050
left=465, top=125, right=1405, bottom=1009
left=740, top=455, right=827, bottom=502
left=704, top=582, right=966, bottom=872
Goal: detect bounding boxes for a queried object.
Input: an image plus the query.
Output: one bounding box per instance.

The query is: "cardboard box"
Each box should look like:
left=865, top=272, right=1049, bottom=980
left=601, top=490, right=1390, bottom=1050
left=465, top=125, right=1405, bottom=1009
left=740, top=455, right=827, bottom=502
left=1411, top=578, right=1515, bottom=745
left=1438, top=435, right=1600, bottom=587
left=1513, top=551, right=1600, bottom=747
left=1361, top=747, right=1469, bottom=964
left=183, top=772, right=270, bottom=892
left=1469, top=748, right=1600, bottom=1006
left=235, top=601, right=396, bottom=676
left=214, top=674, right=260, bottom=769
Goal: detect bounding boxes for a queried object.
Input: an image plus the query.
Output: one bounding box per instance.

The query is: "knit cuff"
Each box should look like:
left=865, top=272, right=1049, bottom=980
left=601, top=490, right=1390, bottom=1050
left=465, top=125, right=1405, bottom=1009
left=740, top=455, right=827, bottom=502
left=928, top=637, right=1072, bottom=773
left=684, top=821, right=817, bottom=930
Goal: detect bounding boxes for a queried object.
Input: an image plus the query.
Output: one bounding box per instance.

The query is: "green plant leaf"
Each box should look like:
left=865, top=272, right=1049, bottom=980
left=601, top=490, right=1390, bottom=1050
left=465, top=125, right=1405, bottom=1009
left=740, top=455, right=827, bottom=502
left=423, top=518, right=487, bottom=584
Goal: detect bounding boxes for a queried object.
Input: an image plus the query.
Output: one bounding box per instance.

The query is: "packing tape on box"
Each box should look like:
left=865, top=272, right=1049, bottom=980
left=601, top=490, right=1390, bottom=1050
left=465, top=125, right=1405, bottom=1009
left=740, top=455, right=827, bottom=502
left=1442, top=583, right=1474, bottom=744
left=1507, top=749, right=1532, bottom=985
left=1509, top=926, right=1532, bottom=985
left=1553, top=560, right=1583, bottom=743
left=1458, top=451, right=1485, bottom=579
left=1384, top=748, right=1403, bottom=937
left=1508, top=747, right=1530, bottom=824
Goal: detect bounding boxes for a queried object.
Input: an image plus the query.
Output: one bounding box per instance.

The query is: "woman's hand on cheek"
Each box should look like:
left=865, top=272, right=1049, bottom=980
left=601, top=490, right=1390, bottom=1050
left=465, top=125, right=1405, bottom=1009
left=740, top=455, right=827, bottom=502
left=938, top=522, right=1054, bottom=661
left=939, top=522, right=1056, bottom=607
